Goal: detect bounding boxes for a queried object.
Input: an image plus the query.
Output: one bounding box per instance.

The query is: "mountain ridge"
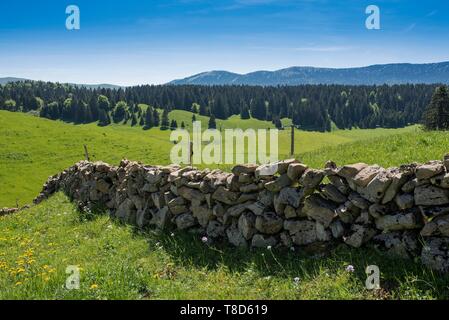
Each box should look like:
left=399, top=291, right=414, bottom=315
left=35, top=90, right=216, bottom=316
left=169, top=61, right=449, bottom=86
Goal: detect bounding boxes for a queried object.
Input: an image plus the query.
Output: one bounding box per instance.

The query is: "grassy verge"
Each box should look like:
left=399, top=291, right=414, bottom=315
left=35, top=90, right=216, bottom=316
left=0, top=193, right=448, bottom=299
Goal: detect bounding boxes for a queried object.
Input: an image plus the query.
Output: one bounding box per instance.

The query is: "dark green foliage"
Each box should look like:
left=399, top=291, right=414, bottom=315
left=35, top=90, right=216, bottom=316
left=422, top=86, right=449, bottom=130
left=208, top=114, right=217, bottom=129
left=170, top=119, right=178, bottom=130
left=160, top=108, right=170, bottom=130
left=0, top=80, right=438, bottom=131
left=181, top=121, right=185, bottom=129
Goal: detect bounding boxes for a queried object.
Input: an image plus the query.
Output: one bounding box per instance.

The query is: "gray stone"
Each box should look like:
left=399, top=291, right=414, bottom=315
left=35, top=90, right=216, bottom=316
left=321, top=184, right=347, bottom=204
left=289, top=220, right=318, bottom=245
left=336, top=163, right=368, bottom=179
left=373, top=231, right=420, bottom=259
left=287, top=163, right=308, bottom=181
left=227, top=203, right=250, bottom=218
left=352, top=165, right=381, bottom=187
left=264, top=174, right=292, bottom=192
left=431, top=173, right=449, bottom=189
left=240, top=183, right=260, bottom=193
left=382, top=168, right=413, bottom=204
left=175, top=213, right=196, bottom=230
left=420, top=214, right=449, bottom=237
left=327, top=175, right=350, bottom=195
left=330, top=220, right=345, bottom=239
left=212, top=186, right=240, bottom=205
left=226, top=224, right=248, bottom=247
left=358, top=170, right=392, bottom=203
left=238, top=212, right=257, bottom=240
left=150, top=206, right=171, bottom=229
left=394, top=193, right=414, bottom=210
left=303, top=194, right=337, bottom=227
left=414, top=185, right=449, bottom=206
left=299, top=169, right=324, bottom=189
left=232, top=164, right=258, bottom=176
left=191, top=203, right=214, bottom=227
left=251, top=234, right=278, bottom=248
left=255, top=212, right=283, bottom=234
left=416, top=161, right=444, bottom=180
left=246, top=201, right=265, bottom=216
left=344, top=224, right=377, bottom=248
left=284, top=205, right=297, bottom=219
left=421, top=237, right=449, bottom=272
left=178, top=186, right=206, bottom=202
left=206, top=220, right=225, bottom=238
left=375, top=212, right=423, bottom=231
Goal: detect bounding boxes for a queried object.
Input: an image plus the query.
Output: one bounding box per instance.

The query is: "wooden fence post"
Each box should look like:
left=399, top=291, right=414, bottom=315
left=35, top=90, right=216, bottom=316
left=83, top=145, right=90, bottom=161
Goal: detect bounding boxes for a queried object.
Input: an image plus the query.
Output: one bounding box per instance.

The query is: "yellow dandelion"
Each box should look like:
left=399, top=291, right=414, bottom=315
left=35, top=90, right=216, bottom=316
left=90, top=284, right=99, bottom=289
left=15, top=281, right=23, bottom=286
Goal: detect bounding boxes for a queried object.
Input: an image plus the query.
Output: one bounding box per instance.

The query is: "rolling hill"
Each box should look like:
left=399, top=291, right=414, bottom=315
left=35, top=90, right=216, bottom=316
left=169, top=61, right=449, bottom=86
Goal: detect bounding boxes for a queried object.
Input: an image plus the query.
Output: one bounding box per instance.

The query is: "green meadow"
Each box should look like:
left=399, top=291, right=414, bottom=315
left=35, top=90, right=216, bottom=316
left=2, top=110, right=449, bottom=299
left=0, top=110, right=422, bottom=208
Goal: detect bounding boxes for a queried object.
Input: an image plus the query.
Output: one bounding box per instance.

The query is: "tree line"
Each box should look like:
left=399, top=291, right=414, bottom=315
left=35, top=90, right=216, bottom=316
left=0, top=81, right=439, bottom=131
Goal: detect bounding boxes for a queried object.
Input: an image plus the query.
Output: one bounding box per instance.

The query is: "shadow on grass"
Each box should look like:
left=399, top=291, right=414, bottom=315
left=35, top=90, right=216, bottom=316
left=148, top=229, right=449, bottom=299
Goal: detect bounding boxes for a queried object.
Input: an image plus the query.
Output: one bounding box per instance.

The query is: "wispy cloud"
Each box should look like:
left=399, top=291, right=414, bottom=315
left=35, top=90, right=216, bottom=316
left=293, top=46, right=352, bottom=52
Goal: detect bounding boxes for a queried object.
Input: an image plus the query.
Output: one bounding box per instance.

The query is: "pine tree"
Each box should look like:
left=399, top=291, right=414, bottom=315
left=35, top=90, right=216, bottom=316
left=144, top=109, right=154, bottom=130
left=98, top=109, right=111, bottom=126
left=170, top=120, right=178, bottom=130
left=153, top=108, right=160, bottom=127
left=181, top=121, right=186, bottom=129
left=131, top=113, right=137, bottom=126
left=422, top=86, right=449, bottom=130
left=160, top=108, right=170, bottom=130
left=240, top=104, right=250, bottom=119
left=208, top=114, right=217, bottom=129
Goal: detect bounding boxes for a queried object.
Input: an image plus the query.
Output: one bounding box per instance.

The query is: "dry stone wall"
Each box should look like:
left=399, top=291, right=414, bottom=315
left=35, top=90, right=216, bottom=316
left=34, top=156, right=449, bottom=273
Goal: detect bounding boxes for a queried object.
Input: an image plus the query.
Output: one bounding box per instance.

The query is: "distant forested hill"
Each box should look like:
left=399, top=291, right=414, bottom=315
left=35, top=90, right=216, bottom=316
left=0, top=80, right=437, bottom=131
left=170, top=62, right=449, bottom=86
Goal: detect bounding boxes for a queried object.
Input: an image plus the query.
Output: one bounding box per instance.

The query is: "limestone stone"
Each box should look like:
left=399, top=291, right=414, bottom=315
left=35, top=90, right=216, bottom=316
left=394, top=193, right=414, bottom=210
left=416, top=161, right=444, bottom=180
left=415, top=185, right=449, bottom=206
left=375, top=211, right=423, bottom=231
left=251, top=234, right=278, bottom=248
left=336, top=163, right=368, bottom=179
left=287, top=163, right=308, bottom=181
left=255, top=212, right=283, bottom=234
left=212, top=186, right=240, bottom=205
left=264, top=174, right=292, bottom=192
left=191, top=203, right=214, bottom=227
left=226, top=224, right=248, bottom=247
left=238, top=212, right=257, bottom=240
left=299, top=169, right=324, bottom=189
left=175, top=213, right=196, bottom=230
left=421, top=237, right=449, bottom=273
left=303, top=194, right=337, bottom=227
left=232, top=164, right=258, bottom=176
left=344, top=224, right=377, bottom=248
left=206, top=220, right=225, bottom=238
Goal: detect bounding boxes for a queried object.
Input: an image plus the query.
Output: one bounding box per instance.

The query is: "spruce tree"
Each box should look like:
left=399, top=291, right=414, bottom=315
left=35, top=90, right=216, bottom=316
left=131, top=113, right=137, bottom=126
left=160, top=109, right=170, bottom=130
left=208, top=114, right=217, bottom=129
left=422, top=86, right=449, bottom=130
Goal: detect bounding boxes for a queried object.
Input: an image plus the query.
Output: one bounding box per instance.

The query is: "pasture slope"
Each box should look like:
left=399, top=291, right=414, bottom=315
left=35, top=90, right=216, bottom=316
left=1, top=110, right=449, bottom=300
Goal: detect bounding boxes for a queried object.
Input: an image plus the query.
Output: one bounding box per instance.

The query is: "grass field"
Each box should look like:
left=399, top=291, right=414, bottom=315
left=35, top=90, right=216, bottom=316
left=0, top=110, right=420, bottom=208
left=1, top=110, right=449, bottom=299
left=1, top=192, right=447, bottom=299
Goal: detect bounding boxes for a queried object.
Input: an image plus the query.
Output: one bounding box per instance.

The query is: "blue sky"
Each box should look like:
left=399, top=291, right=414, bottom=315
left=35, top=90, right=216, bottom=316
left=0, top=0, right=448, bottom=85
